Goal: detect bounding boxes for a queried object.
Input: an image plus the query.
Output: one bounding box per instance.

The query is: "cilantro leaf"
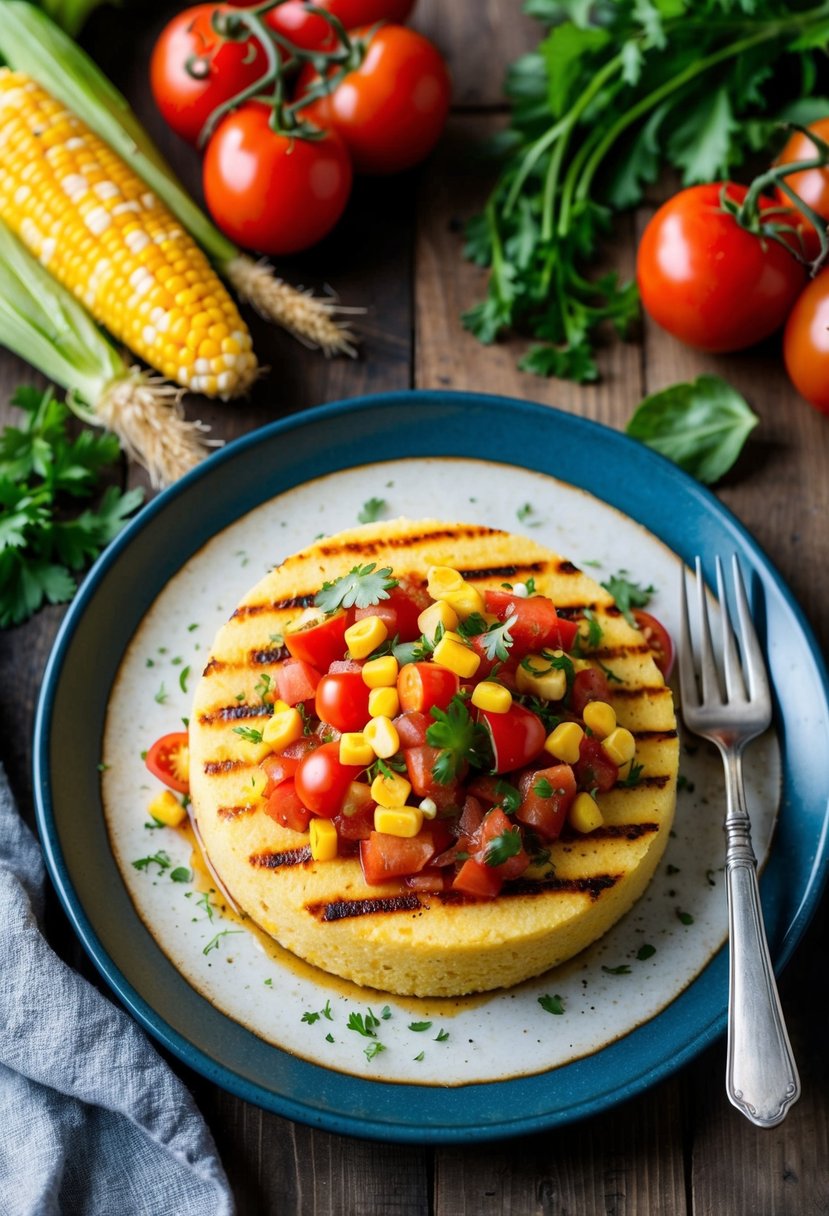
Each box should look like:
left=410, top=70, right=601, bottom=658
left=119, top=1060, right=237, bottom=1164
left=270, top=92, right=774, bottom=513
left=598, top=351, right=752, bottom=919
left=426, top=695, right=490, bottom=784
left=538, top=993, right=565, bottom=1015
left=357, top=497, right=386, bottom=524
left=601, top=573, right=654, bottom=627
left=484, top=825, right=523, bottom=868
left=315, top=563, right=398, bottom=613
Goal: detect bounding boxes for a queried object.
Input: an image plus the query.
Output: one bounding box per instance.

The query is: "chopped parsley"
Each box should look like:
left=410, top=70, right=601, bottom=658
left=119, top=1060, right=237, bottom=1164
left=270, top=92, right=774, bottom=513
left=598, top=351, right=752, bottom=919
left=347, top=1010, right=381, bottom=1038
left=538, top=993, right=565, bottom=1015
left=532, top=777, right=554, bottom=799
left=178, top=665, right=191, bottom=694
left=617, top=761, right=645, bottom=788
left=636, top=943, right=656, bottom=961
left=357, top=497, right=386, bottom=524
left=254, top=672, right=272, bottom=702
left=169, top=866, right=192, bottom=884
left=601, top=572, right=655, bottom=628
left=364, top=1041, right=386, bottom=1062
left=154, top=684, right=168, bottom=705
left=521, top=649, right=575, bottom=697
left=601, top=964, right=632, bottom=975
left=426, top=696, right=490, bottom=783
left=233, top=725, right=264, bottom=745
left=315, top=563, right=398, bottom=612
left=131, top=850, right=171, bottom=875
left=408, top=1021, right=433, bottom=1032
left=484, top=826, right=523, bottom=868
left=494, top=779, right=521, bottom=814
left=676, top=909, right=695, bottom=926
left=302, top=1010, right=322, bottom=1025
left=434, top=1028, right=450, bottom=1042
left=202, top=929, right=243, bottom=955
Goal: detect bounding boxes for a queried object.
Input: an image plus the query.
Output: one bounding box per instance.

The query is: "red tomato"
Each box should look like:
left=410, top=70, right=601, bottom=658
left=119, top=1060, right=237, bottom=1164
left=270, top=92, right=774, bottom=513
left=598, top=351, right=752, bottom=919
left=574, top=737, right=618, bottom=793
left=360, top=828, right=435, bottom=886
left=474, top=807, right=529, bottom=880
left=632, top=609, right=674, bottom=679
left=145, top=731, right=190, bottom=794
left=515, top=764, right=576, bottom=842
left=402, top=744, right=460, bottom=807
left=294, top=740, right=363, bottom=817
left=484, top=590, right=579, bottom=656
left=783, top=267, right=829, bottom=414
left=203, top=103, right=353, bottom=255
left=637, top=183, right=806, bottom=352
left=393, top=710, right=430, bottom=747
left=775, top=119, right=829, bottom=261
left=276, top=657, right=322, bottom=705
left=452, top=857, right=503, bottom=899
left=570, top=667, right=612, bottom=716
left=296, top=25, right=450, bottom=174
left=150, top=5, right=269, bottom=146
left=263, top=778, right=312, bottom=832
left=355, top=579, right=430, bottom=641
left=478, top=703, right=546, bottom=774
left=333, top=781, right=376, bottom=840
left=284, top=609, right=351, bottom=669
left=397, top=662, right=459, bottom=714
left=229, top=0, right=416, bottom=25
left=314, top=671, right=371, bottom=731
left=260, top=751, right=301, bottom=794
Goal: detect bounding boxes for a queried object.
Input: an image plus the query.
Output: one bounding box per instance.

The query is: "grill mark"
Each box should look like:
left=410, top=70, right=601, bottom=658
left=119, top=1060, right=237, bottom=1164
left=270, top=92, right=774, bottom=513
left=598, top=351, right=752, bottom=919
left=437, top=872, right=621, bottom=904
left=251, top=847, right=313, bottom=868
left=217, top=804, right=257, bottom=822
left=615, top=774, right=671, bottom=790
left=575, top=821, right=659, bottom=840
left=459, top=561, right=545, bottom=582
left=203, top=758, right=247, bottom=775
left=251, top=646, right=288, bottom=664
left=557, top=560, right=580, bottom=575
left=308, top=894, right=423, bottom=921
left=199, top=704, right=270, bottom=725
left=630, top=729, right=678, bottom=742
left=315, top=525, right=498, bottom=560
left=592, top=643, right=652, bottom=659
left=233, top=594, right=315, bottom=618
left=612, top=685, right=672, bottom=699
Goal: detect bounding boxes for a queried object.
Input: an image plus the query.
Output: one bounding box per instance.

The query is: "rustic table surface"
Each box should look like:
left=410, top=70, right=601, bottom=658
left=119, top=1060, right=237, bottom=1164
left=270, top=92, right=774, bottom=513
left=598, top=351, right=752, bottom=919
left=1, top=2, right=828, bottom=1212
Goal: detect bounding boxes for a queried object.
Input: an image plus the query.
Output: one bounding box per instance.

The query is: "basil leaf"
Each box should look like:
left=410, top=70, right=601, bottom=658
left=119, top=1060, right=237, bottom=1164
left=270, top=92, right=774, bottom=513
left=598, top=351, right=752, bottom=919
left=625, top=375, right=758, bottom=484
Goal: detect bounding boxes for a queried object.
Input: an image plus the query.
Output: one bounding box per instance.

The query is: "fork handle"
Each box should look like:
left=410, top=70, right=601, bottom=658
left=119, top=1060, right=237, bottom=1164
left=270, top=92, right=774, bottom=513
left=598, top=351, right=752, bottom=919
left=723, top=750, right=800, bottom=1127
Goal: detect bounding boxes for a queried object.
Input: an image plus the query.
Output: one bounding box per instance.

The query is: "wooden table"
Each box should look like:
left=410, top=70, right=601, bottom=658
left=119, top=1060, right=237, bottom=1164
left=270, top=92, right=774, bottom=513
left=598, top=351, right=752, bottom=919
left=1, top=3, right=828, bottom=1211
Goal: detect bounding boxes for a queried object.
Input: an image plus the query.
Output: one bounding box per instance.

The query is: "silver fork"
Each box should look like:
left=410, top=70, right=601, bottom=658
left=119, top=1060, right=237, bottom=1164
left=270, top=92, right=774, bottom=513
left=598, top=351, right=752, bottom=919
left=678, top=555, right=800, bottom=1128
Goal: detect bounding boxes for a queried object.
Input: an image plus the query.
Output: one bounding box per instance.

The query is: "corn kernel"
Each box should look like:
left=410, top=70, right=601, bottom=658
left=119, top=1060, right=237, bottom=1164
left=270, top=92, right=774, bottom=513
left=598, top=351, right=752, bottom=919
left=440, top=583, right=485, bottom=620
left=362, top=655, right=399, bottom=688
left=544, top=720, right=584, bottom=764
left=344, top=615, right=388, bottom=658
left=516, top=652, right=568, bottom=701
left=374, top=804, right=423, bottom=837
left=602, top=727, right=636, bottom=766
left=364, top=715, right=400, bottom=759
left=234, top=735, right=271, bottom=764
left=310, top=818, right=338, bottom=862
left=432, top=632, right=481, bottom=679
left=148, top=789, right=187, bottom=827
left=339, top=732, right=376, bottom=767
left=239, top=768, right=269, bottom=804
left=569, top=792, right=604, bottom=833
left=371, top=769, right=412, bottom=808
left=582, top=700, right=616, bottom=738
left=427, top=565, right=464, bottom=598
left=419, top=797, right=438, bottom=820
left=471, top=681, right=512, bottom=713
left=368, top=686, right=400, bottom=719
left=262, top=707, right=304, bottom=750
left=417, top=599, right=459, bottom=641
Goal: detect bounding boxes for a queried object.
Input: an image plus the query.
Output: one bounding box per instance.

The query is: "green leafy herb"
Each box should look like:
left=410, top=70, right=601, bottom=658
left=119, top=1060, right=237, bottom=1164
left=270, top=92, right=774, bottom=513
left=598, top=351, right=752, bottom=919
left=484, top=825, right=524, bottom=868
left=618, top=760, right=645, bottom=787
left=315, top=563, right=398, bottom=613
left=637, top=943, right=656, bottom=961
left=626, top=375, right=759, bottom=484
left=676, top=908, right=695, bottom=926
left=524, top=576, right=537, bottom=595
left=169, top=866, right=192, bottom=884
left=434, top=1028, right=450, bottom=1042
left=538, top=993, right=565, bottom=1015
left=178, top=665, right=190, bottom=695
left=154, top=684, right=168, bottom=705
left=532, top=777, right=554, bottom=799
left=0, top=393, right=144, bottom=628
left=364, top=1041, right=386, bottom=1061
left=302, top=1010, right=321, bottom=1025
left=602, top=963, right=632, bottom=975
left=325, top=1033, right=335, bottom=1043
left=426, top=695, right=490, bottom=783
left=463, top=3, right=829, bottom=380
left=578, top=609, right=603, bottom=652
left=254, top=672, right=272, bottom=702
left=131, top=850, right=171, bottom=875
left=478, top=612, right=516, bottom=663
left=408, top=1021, right=433, bottom=1032
left=203, top=929, right=244, bottom=955
left=522, top=649, right=575, bottom=697
left=413, top=1050, right=425, bottom=1062
left=264, top=978, right=273, bottom=987
left=357, top=496, right=386, bottom=524
left=601, top=573, right=654, bottom=627
left=193, top=891, right=216, bottom=922
left=347, top=1010, right=380, bottom=1038
left=322, top=999, right=333, bottom=1020
left=494, top=779, right=521, bottom=814
left=233, top=725, right=264, bottom=745
left=597, top=659, right=623, bottom=685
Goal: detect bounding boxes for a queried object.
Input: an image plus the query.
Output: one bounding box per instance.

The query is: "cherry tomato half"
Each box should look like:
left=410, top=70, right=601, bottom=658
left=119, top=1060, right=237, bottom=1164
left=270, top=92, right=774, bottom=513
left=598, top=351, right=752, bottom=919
left=145, top=731, right=190, bottom=794
left=775, top=118, right=829, bottom=261
left=294, top=740, right=363, bottom=817
left=150, top=5, right=269, bottom=146
left=783, top=266, right=829, bottom=415
left=314, top=671, right=372, bottom=732
left=632, top=609, right=674, bottom=679
left=484, top=589, right=579, bottom=656
left=296, top=24, right=450, bottom=174
left=203, top=103, right=353, bottom=255
left=478, top=703, right=546, bottom=774
left=284, top=609, right=351, bottom=669
left=397, top=662, right=459, bottom=714
left=637, top=182, right=806, bottom=352
left=355, top=578, right=430, bottom=642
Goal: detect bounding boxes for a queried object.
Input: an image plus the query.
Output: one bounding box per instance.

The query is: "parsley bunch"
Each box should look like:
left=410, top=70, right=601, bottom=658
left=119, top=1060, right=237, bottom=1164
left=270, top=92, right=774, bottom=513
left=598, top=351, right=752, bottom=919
left=464, top=0, right=829, bottom=381
left=0, top=387, right=142, bottom=627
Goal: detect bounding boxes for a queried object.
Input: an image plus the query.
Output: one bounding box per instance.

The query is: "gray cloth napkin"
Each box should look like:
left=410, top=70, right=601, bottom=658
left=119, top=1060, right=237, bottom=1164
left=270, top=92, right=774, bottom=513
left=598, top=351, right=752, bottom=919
left=0, top=766, right=234, bottom=1216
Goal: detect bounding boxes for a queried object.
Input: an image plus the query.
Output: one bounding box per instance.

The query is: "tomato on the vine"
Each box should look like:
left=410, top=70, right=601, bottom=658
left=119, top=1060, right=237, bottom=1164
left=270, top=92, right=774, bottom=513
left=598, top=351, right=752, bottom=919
left=150, top=4, right=269, bottom=146
left=202, top=103, right=353, bottom=254
left=783, top=267, right=829, bottom=415
left=637, top=182, right=807, bottom=352
left=775, top=118, right=829, bottom=260
left=296, top=24, right=451, bottom=174
left=145, top=731, right=190, bottom=794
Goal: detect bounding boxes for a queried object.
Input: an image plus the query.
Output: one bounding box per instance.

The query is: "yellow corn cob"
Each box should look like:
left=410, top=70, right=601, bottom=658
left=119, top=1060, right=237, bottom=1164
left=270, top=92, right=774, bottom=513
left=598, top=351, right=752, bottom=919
left=0, top=69, right=257, bottom=398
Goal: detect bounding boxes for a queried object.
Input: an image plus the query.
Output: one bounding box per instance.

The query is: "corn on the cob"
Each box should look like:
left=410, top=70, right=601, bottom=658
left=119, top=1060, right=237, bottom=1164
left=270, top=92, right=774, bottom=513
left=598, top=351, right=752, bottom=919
left=0, top=69, right=258, bottom=399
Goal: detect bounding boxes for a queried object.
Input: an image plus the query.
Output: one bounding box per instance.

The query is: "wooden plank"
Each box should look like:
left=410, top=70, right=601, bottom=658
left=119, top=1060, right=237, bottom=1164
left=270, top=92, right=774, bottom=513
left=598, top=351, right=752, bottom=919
left=415, top=0, right=539, bottom=109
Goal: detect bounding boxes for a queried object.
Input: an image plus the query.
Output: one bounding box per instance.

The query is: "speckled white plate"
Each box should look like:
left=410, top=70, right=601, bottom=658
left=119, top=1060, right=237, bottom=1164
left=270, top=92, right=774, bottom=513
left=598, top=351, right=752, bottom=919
left=34, top=392, right=829, bottom=1140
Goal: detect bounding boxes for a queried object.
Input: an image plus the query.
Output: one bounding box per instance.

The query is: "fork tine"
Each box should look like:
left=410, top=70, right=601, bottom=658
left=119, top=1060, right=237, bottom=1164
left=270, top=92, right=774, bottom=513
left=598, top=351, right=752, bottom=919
left=695, top=557, right=723, bottom=705
left=731, top=555, right=771, bottom=703
left=678, top=564, right=700, bottom=709
left=715, top=555, right=748, bottom=703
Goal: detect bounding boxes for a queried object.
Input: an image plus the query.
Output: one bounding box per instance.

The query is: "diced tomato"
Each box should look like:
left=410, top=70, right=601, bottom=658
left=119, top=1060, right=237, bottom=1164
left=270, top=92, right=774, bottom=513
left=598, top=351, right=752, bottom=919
left=452, top=857, right=503, bottom=899
left=333, top=783, right=376, bottom=841
left=355, top=577, right=429, bottom=642
left=284, top=608, right=352, bottom=669
left=484, top=590, right=579, bottom=655
left=574, top=736, right=619, bottom=793
left=397, top=662, right=459, bottom=714
left=394, top=710, right=430, bottom=747
left=570, top=667, right=612, bottom=715
left=405, top=868, right=449, bottom=893
left=515, top=764, right=576, bottom=841
left=474, top=806, right=529, bottom=879
left=466, top=774, right=507, bottom=808
left=260, top=751, right=300, bottom=795
left=280, top=735, right=320, bottom=761
left=263, top=778, right=312, bottom=833
left=478, top=702, right=546, bottom=773
left=457, top=793, right=485, bottom=840
left=327, top=658, right=363, bottom=674
left=276, top=658, right=322, bottom=706
left=314, top=671, right=371, bottom=732
left=359, top=828, right=436, bottom=886
left=294, top=740, right=364, bottom=817
left=403, top=745, right=461, bottom=807
left=145, top=731, right=190, bottom=793
left=632, top=609, right=674, bottom=679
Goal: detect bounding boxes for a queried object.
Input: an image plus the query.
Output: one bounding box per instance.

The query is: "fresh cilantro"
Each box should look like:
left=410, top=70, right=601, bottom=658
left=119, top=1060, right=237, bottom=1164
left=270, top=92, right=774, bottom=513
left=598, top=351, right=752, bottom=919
left=357, top=497, right=386, bottom=524
left=521, top=649, right=575, bottom=697
left=347, top=1010, right=380, bottom=1038
left=597, top=659, right=623, bottom=684
left=322, top=999, right=333, bottom=1020
left=154, top=684, right=169, bottom=705
left=364, top=1042, right=386, bottom=1062
left=478, top=612, right=516, bottom=663
left=538, top=993, right=565, bottom=1016
left=392, top=632, right=438, bottom=665
left=618, top=760, right=645, bottom=787
left=637, top=943, right=656, bottom=961
left=325, top=1033, right=335, bottom=1043
left=0, top=387, right=143, bottom=627
left=578, top=609, right=603, bottom=652
left=434, top=1028, right=449, bottom=1042
left=193, top=891, right=216, bottom=922
left=301, top=1010, right=321, bottom=1025
left=233, top=725, right=264, bottom=745
left=413, top=1051, right=425, bottom=1062
left=532, top=777, right=554, bottom=799
left=426, top=696, right=490, bottom=783
left=456, top=612, right=488, bottom=638
left=484, top=825, right=523, bottom=868
left=366, top=755, right=407, bottom=783
left=254, top=672, right=272, bottom=702
left=524, top=576, right=537, bottom=595
left=315, top=563, right=398, bottom=613
left=601, top=573, right=654, bottom=628
left=264, top=978, right=273, bottom=987
left=178, top=665, right=191, bottom=695
left=676, top=909, right=695, bottom=926
left=516, top=502, right=541, bottom=527
left=514, top=693, right=561, bottom=733
left=203, top=929, right=244, bottom=955
left=408, top=1021, right=433, bottom=1032
left=169, top=866, right=192, bottom=884
left=494, top=780, right=521, bottom=814
left=602, top=964, right=632, bottom=975
left=132, top=850, right=171, bottom=875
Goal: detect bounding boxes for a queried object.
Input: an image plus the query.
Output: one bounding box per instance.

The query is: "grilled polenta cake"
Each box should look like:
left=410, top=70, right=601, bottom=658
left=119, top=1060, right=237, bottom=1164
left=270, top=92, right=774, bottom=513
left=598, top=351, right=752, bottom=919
left=189, top=520, right=678, bottom=997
